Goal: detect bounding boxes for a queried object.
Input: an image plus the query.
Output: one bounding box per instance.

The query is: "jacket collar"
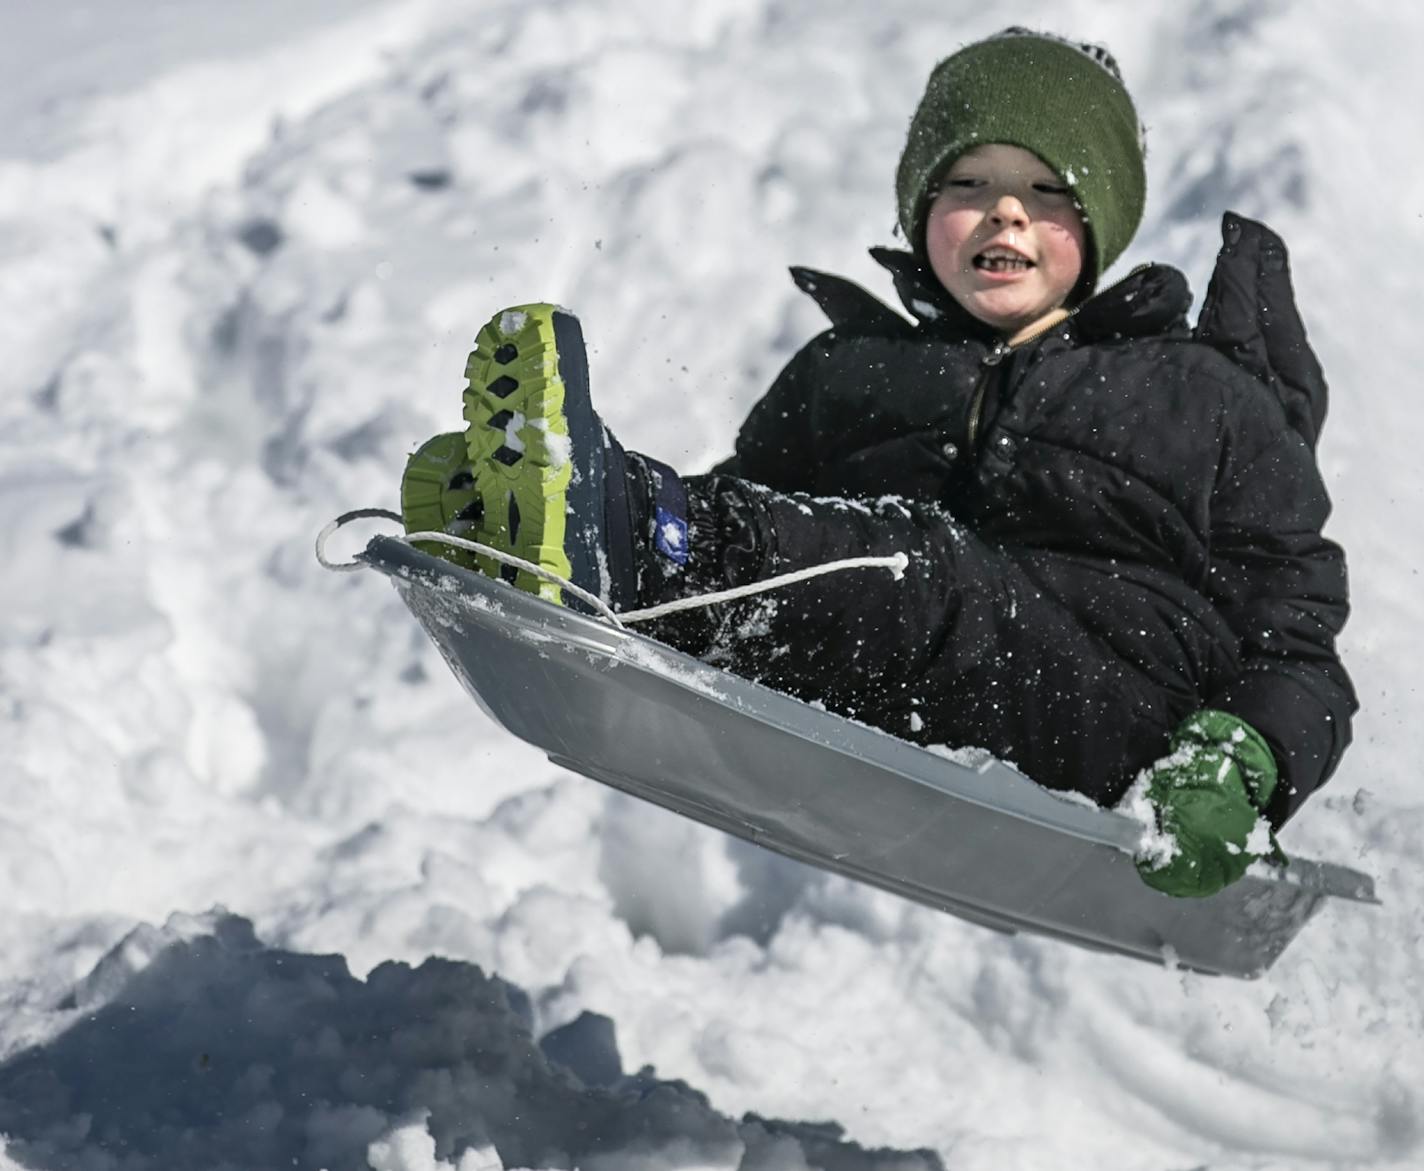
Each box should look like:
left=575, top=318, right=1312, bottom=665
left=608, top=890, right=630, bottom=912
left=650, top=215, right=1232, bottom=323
left=868, top=247, right=1194, bottom=347
left=868, top=247, right=998, bottom=341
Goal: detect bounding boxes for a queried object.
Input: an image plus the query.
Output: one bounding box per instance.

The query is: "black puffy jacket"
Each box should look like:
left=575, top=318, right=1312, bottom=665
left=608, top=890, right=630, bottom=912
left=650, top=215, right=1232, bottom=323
left=722, top=214, right=1356, bottom=827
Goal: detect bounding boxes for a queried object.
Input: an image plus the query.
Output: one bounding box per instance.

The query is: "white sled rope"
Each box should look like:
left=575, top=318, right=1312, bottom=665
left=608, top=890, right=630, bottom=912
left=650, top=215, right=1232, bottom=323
left=344, top=531, right=1376, bottom=978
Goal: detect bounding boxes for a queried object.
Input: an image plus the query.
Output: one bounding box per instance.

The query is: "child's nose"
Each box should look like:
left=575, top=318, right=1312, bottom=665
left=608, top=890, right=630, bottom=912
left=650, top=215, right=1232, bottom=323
left=988, top=193, right=1030, bottom=227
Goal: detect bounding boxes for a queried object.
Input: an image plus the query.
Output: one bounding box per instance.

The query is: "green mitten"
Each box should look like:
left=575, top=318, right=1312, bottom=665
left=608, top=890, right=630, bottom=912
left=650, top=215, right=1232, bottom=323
left=1134, top=710, right=1286, bottom=898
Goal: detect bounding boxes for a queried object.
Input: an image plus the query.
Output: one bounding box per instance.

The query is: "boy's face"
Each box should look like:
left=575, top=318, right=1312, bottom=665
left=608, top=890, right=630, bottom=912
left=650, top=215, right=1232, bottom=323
left=924, top=144, right=1087, bottom=336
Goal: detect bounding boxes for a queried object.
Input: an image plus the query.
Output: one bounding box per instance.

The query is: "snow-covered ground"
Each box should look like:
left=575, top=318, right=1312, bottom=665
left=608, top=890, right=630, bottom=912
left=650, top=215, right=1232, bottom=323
left=2, top=1, right=1421, bottom=1168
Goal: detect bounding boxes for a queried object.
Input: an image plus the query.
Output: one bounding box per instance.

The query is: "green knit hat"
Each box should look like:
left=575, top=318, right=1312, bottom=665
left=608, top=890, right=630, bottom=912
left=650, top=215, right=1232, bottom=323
left=896, top=28, right=1146, bottom=294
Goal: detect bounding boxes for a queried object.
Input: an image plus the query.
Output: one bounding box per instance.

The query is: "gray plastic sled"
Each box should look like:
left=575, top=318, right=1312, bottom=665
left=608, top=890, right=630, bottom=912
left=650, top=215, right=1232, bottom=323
left=363, top=535, right=1376, bottom=978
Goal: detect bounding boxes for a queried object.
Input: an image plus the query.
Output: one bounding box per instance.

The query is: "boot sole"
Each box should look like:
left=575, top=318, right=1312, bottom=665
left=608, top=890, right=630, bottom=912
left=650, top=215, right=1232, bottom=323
left=400, top=431, right=481, bottom=568
left=462, top=305, right=606, bottom=606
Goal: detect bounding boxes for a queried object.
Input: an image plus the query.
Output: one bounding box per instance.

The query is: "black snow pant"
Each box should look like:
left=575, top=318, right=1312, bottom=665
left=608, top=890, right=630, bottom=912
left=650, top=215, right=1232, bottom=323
left=641, top=475, right=1181, bottom=804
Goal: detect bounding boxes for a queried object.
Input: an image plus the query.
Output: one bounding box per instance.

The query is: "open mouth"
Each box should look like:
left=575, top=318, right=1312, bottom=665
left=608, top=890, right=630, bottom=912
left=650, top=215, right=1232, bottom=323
left=974, top=248, right=1034, bottom=273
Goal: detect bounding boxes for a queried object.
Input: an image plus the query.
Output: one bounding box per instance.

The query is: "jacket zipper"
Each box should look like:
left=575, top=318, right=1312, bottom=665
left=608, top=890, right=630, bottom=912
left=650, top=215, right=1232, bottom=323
left=966, top=340, right=1009, bottom=449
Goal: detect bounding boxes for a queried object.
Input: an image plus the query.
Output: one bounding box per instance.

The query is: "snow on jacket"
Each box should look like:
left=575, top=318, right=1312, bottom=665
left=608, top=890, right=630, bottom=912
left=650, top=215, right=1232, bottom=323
left=720, top=214, right=1356, bottom=827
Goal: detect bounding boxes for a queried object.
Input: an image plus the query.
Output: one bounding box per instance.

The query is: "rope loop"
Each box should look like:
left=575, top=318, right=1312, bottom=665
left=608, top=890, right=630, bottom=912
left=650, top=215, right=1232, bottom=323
left=315, top=508, right=403, bottom=571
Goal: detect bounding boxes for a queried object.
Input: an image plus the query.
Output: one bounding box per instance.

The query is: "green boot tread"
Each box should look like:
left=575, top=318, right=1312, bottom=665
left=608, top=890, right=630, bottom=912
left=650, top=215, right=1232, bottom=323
left=461, top=306, right=576, bottom=603
left=400, top=431, right=480, bottom=569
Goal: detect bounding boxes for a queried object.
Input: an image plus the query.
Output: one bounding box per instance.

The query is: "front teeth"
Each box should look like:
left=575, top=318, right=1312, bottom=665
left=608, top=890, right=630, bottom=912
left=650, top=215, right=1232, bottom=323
left=975, top=253, right=1031, bottom=272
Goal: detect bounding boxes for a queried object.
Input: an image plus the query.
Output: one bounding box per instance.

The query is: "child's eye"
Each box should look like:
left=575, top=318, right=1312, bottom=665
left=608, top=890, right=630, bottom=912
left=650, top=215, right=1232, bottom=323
left=942, top=177, right=983, bottom=190
left=1032, top=183, right=1071, bottom=196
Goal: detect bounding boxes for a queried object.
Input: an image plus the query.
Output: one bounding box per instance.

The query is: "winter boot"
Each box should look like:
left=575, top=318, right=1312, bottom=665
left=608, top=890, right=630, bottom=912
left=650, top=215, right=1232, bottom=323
left=400, top=431, right=482, bottom=568
left=456, top=302, right=692, bottom=613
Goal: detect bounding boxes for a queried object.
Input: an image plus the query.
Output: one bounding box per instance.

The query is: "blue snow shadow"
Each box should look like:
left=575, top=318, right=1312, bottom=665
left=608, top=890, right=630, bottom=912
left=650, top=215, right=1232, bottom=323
left=0, top=913, right=943, bottom=1171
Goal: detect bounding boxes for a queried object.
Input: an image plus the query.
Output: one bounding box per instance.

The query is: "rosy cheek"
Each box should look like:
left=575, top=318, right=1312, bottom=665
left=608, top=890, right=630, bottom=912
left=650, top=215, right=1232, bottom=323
left=931, top=211, right=972, bottom=248
left=1039, top=220, right=1085, bottom=267
left=1046, top=217, right=1086, bottom=249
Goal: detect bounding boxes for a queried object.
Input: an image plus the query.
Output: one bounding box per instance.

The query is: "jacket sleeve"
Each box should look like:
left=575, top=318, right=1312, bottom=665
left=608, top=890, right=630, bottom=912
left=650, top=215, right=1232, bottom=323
left=1204, top=423, right=1357, bottom=827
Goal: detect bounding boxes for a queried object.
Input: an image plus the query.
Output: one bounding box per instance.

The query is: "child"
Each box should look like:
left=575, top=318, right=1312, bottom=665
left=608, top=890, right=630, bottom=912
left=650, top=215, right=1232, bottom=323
left=400, top=28, right=1356, bottom=898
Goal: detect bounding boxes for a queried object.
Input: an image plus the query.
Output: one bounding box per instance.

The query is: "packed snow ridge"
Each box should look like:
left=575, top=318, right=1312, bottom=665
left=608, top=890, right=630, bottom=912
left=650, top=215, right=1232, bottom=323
left=0, top=912, right=943, bottom=1171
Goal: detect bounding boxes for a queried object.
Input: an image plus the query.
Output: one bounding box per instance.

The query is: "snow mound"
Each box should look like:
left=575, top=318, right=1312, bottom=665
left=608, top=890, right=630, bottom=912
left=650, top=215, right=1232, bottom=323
left=0, top=911, right=943, bottom=1171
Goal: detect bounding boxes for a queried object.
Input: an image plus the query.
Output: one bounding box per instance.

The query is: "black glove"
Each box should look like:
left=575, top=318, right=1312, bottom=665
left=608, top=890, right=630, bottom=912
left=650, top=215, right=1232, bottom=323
left=1194, top=211, right=1328, bottom=449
